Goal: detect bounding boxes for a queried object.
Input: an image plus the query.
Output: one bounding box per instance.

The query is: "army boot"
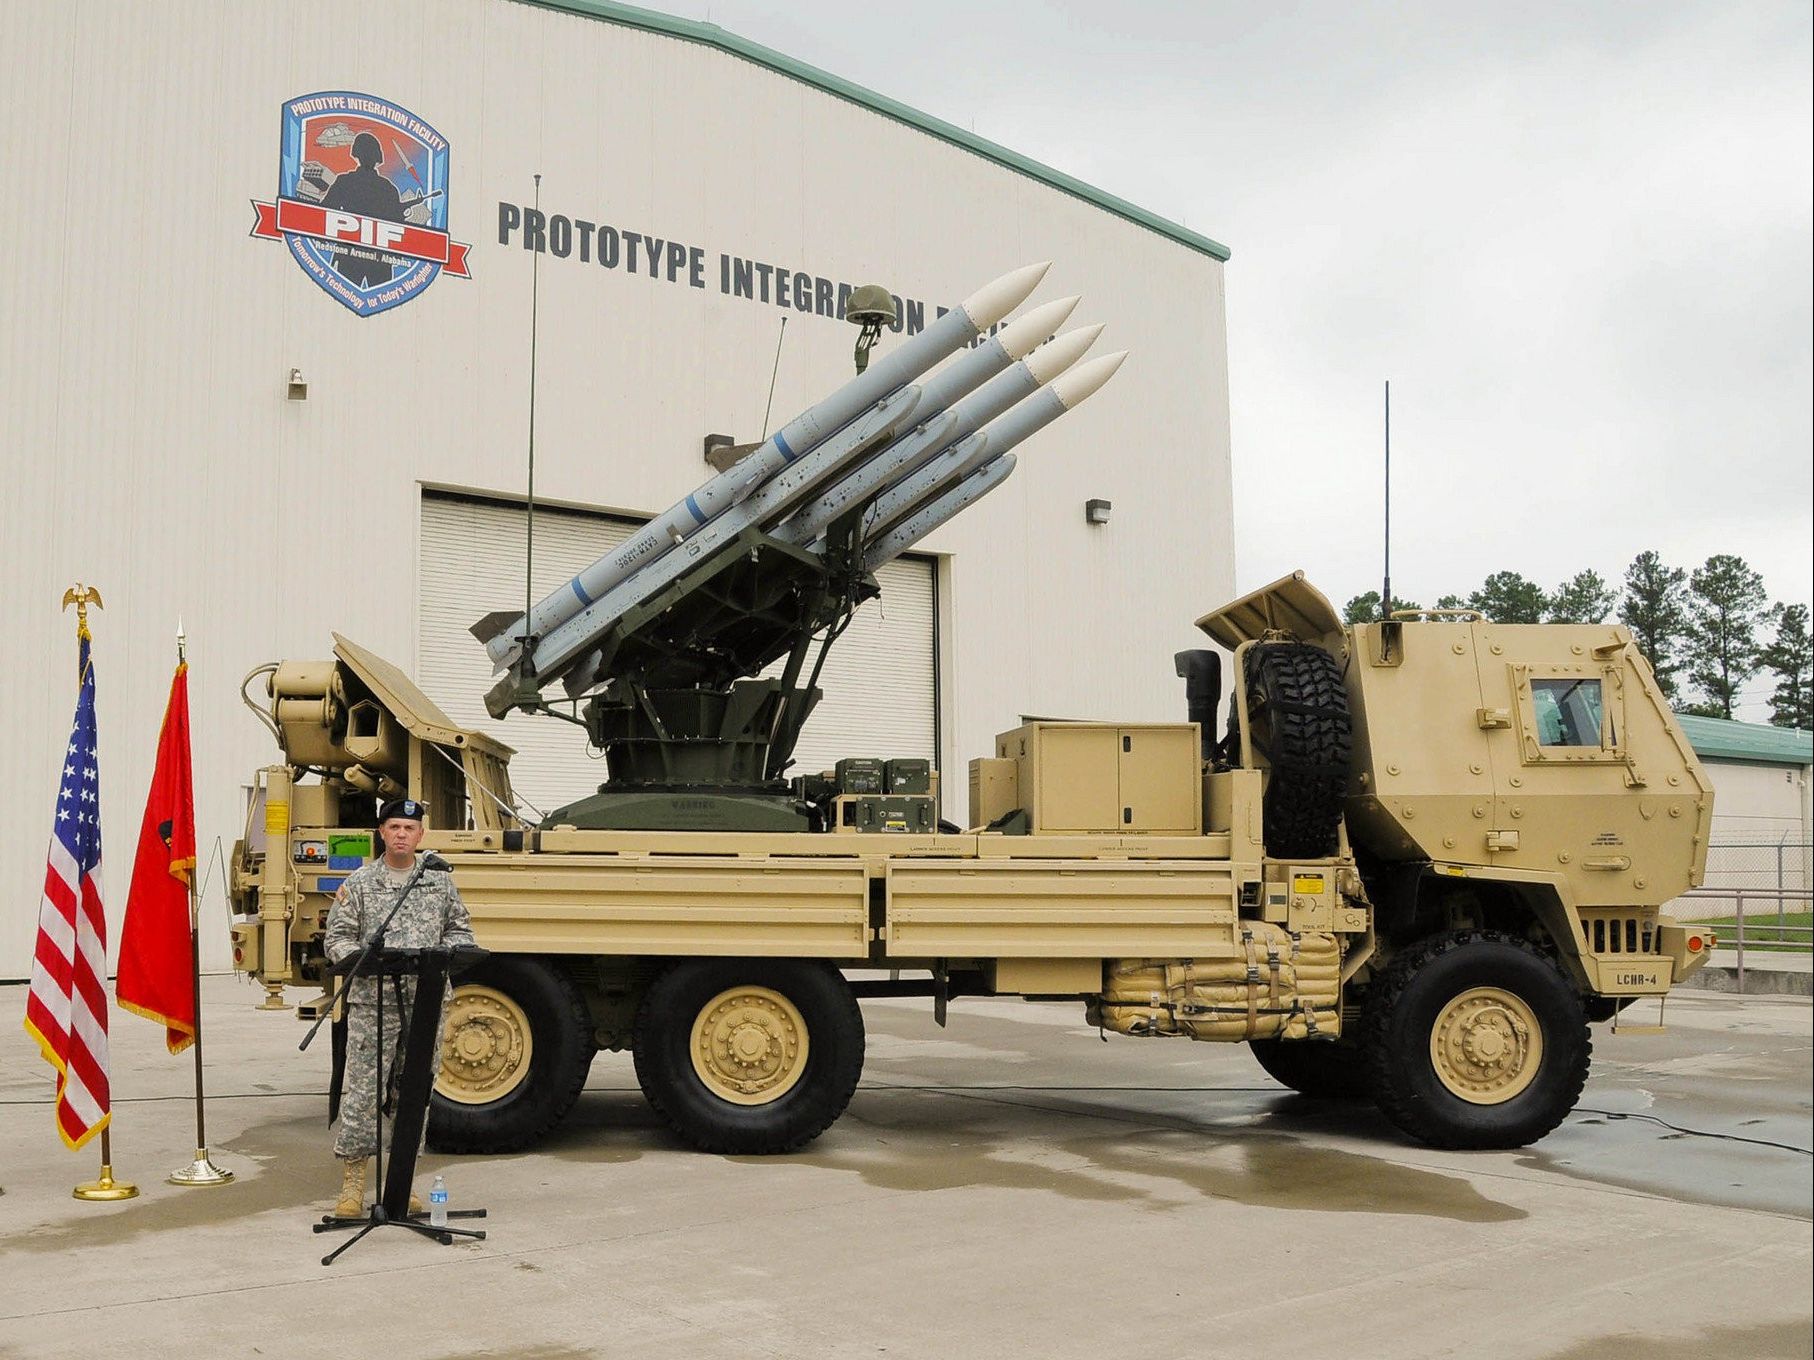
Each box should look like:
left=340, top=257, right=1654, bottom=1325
left=334, top=1157, right=367, bottom=1218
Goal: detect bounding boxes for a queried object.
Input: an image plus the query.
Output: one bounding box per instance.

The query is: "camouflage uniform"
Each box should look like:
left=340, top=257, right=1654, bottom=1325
left=324, top=855, right=475, bottom=1159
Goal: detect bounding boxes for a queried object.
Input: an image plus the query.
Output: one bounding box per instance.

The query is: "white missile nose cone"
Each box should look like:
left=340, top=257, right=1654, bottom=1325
left=996, top=296, right=1082, bottom=360
left=1024, top=323, right=1105, bottom=384
left=962, top=261, right=1053, bottom=329
left=1049, top=350, right=1128, bottom=409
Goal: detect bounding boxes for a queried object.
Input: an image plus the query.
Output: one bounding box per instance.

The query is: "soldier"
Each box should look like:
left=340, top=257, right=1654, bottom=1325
left=323, top=798, right=474, bottom=1218
left=321, top=130, right=405, bottom=287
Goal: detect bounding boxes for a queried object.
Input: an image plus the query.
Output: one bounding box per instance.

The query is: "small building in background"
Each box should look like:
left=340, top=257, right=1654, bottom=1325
left=1677, top=715, right=1812, bottom=919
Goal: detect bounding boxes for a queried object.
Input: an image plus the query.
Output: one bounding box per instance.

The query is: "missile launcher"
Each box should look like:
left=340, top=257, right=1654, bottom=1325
left=472, top=264, right=1125, bottom=831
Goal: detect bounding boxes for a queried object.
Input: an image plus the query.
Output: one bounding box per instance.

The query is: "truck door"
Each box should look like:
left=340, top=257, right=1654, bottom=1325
left=1473, top=624, right=1650, bottom=907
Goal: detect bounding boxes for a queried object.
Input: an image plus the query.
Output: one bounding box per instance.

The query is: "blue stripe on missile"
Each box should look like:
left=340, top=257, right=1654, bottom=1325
left=569, top=576, right=594, bottom=606
left=774, top=430, right=798, bottom=463
left=686, top=493, right=708, bottom=524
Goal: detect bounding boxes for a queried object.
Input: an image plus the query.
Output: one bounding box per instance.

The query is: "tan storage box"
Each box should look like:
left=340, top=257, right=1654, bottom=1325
left=994, top=722, right=1201, bottom=834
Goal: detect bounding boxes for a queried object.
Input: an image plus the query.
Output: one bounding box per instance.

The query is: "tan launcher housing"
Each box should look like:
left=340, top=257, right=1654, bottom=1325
left=230, top=573, right=1714, bottom=1156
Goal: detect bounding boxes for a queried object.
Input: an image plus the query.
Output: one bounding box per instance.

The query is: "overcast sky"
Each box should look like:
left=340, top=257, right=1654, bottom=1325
left=691, top=0, right=1810, bottom=700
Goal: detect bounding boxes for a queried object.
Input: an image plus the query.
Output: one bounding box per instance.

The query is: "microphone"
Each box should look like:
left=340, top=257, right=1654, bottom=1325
left=420, top=852, right=452, bottom=873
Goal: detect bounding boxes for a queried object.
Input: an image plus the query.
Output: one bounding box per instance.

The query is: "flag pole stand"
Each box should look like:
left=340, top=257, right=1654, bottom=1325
left=167, top=621, right=234, bottom=1188
left=74, top=1129, right=139, bottom=1201
left=169, top=1151, right=234, bottom=1186
left=167, top=865, right=232, bottom=1187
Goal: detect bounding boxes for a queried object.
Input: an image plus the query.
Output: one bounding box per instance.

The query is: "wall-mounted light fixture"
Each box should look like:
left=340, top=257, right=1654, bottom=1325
left=1084, top=498, right=1112, bottom=526
left=287, top=368, right=309, bottom=401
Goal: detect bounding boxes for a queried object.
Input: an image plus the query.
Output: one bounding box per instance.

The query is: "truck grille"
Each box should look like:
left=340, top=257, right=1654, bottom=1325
left=1583, top=913, right=1660, bottom=955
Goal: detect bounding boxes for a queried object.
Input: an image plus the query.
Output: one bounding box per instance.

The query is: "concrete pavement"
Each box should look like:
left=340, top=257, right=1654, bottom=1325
left=1, top=976, right=1808, bottom=1360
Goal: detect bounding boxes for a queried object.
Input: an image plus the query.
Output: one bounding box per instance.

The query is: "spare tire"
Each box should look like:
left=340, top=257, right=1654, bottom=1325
left=1238, top=642, right=1351, bottom=859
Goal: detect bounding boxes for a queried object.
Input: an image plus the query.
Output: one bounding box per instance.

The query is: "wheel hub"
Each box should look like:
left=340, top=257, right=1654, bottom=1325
left=1430, top=986, right=1543, bottom=1106
left=690, top=986, right=809, bottom=1106
left=437, top=985, right=533, bottom=1105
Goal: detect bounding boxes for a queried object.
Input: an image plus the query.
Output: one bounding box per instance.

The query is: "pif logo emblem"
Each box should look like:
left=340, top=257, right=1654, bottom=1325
left=250, top=91, right=471, bottom=317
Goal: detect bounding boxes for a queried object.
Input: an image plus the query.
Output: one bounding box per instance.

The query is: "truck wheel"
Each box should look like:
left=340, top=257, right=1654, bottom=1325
left=633, top=959, right=864, bottom=1154
left=1363, top=931, right=1590, bottom=1150
left=428, top=956, right=594, bottom=1154
left=1240, top=642, right=1351, bottom=859
left=1248, top=1035, right=1371, bottom=1100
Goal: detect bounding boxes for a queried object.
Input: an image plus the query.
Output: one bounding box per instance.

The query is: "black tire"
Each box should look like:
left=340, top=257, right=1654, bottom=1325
left=1239, top=642, right=1351, bottom=859
left=1248, top=1035, right=1372, bottom=1100
left=1363, top=931, right=1590, bottom=1150
left=633, top=958, right=864, bottom=1154
left=428, top=955, right=595, bottom=1154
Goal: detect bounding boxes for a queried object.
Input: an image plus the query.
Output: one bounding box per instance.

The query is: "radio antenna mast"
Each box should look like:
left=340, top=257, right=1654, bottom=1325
left=522, top=173, right=543, bottom=663
left=1381, top=379, right=1391, bottom=620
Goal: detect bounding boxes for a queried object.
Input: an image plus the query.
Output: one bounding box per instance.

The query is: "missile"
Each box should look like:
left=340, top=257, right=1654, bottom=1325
left=518, top=303, right=1090, bottom=701
left=527, top=381, right=925, bottom=699
left=863, top=455, right=1019, bottom=573
left=773, top=306, right=1093, bottom=548
left=475, top=260, right=1052, bottom=668
left=811, top=322, right=1105, bottom=548
left=860, top=350, right=1129, bottom=568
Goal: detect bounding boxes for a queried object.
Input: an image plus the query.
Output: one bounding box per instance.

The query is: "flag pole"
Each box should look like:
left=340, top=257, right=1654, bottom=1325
left=65, top=585, right=138, bottom=1203
left=168, top=619, right=233, bottom=1187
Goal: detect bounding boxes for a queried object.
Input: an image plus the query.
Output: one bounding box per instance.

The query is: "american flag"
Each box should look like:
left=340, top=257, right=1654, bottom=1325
left=23, top=635, right=113, bottom=1150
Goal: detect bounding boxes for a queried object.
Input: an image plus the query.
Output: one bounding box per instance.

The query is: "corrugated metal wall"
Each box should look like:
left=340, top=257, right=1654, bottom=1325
left=0, top=0, right=1233, bottom=980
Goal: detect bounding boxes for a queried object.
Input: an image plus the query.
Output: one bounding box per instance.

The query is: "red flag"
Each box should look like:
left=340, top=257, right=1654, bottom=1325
left=24, top=634, right=112, bottom=1149
left=117, top=662, right=197, bottom=1054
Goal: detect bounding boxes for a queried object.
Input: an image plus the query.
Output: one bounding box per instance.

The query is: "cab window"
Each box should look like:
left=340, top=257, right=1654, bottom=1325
left=1531, top=678, right=1603, bottom=747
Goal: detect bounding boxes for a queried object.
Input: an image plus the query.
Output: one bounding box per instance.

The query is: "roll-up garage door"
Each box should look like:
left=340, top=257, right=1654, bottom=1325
left=418, top=491, right=937, bottom=816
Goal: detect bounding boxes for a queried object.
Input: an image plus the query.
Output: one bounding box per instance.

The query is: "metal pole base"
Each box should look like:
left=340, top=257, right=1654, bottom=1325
left=257, top=984, right=290, bottom=1012
left=168, top=1149, right=236, bottom=1186
left=313, top=1204, right=488, bottom=1266
left=74, top=1164, right=139, bottom=1201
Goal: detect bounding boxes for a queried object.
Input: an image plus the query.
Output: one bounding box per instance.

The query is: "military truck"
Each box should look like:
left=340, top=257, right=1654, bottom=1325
left=227, top=571, right=1715, bottom=1157
left=226, top=264, right=1713, bottom=1155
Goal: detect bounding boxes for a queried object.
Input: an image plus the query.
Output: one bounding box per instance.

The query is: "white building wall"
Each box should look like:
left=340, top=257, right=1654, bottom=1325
left=1703, top=760, right=1814, bottom=843
left=0, top=0, right=1232, bottom=978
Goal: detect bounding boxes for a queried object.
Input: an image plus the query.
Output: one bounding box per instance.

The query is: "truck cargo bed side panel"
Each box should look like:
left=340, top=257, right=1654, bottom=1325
left=451, top=854, right=868, bottom=956
left=884, top=860, right=1239, bottom=957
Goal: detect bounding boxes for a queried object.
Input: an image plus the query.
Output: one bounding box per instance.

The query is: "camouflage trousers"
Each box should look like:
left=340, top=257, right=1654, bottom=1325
left=333, top=983, right=445, bottom=1160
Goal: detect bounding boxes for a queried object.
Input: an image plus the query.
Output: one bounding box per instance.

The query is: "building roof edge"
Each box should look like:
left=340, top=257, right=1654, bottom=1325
left=1676, top=712, right=1814, bottom=766
left=513, top=0, right=1232, bottom=262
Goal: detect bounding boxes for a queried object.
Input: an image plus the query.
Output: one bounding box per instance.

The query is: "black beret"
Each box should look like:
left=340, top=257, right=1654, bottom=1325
left=378, top=798, right=427, bottom=824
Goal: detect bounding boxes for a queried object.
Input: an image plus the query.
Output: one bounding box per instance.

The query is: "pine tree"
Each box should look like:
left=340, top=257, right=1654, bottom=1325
left=1758, top=602, right=1813, bottom=729
left=1682, top=555, right=1767, bottom=719
left=1342, top=590, right=1420, bottom=624
left=1467, top=572, right=1547, bottom=624
left=1618, top=551, right=1689, bottom=701
left=1547, top=569, right=1618, bottom=624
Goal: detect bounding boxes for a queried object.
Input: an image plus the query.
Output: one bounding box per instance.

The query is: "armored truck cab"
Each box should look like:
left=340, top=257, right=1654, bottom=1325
left=227, top=572, right=1714, bottom=1158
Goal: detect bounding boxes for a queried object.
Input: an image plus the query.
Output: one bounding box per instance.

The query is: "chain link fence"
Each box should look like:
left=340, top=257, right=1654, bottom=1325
left=1673, top=837, right=1812, bottom=985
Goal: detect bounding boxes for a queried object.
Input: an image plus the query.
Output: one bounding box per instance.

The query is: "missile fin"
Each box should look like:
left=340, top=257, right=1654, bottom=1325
left=469, top=609, right=524, bottom=644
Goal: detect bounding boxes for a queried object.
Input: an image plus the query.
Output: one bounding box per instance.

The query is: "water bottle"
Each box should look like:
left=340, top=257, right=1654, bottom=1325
left=429, top=1174, right=448, bottom=1227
